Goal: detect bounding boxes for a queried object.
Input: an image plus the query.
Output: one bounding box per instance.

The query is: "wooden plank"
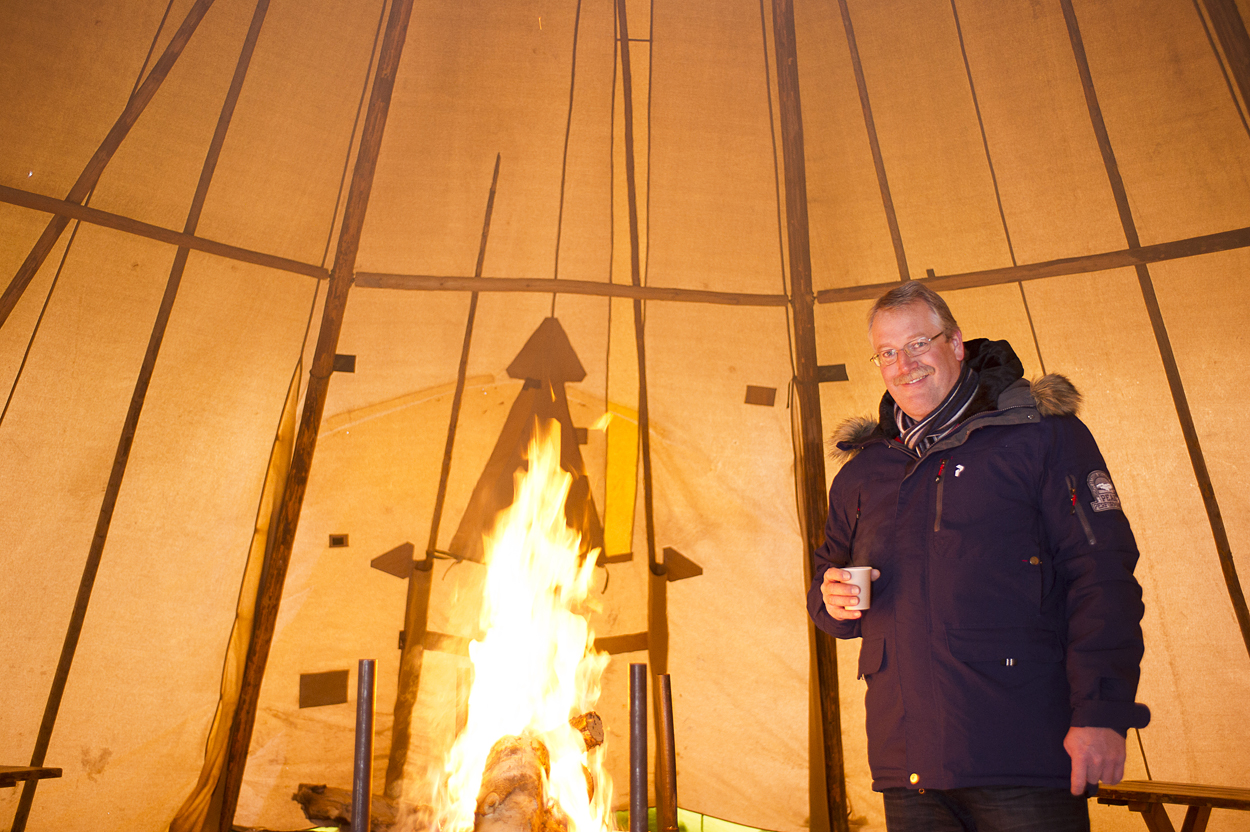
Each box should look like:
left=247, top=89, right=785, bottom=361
left=771, top=1, right=848, bottom=830
left=354, top=271, right=788, bottom=306
left=1098, top=780, right=1250, bottom=809
left=1060, top=0, right=1250, bottom=662
left=216, top=1, right=417, bottom=827
left=814, top=225, right=1250, bottom=302
left=12, top=3, right=271, bottom=829
left=423, top=631, right=471, bottom=657
left=0, top=0, right=219, bottom=330
left=594, top=632, right=649, bottom=654
left=0, top=185, right=328, bottom=280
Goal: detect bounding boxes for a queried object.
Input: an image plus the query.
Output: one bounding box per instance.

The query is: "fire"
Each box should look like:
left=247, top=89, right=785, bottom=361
left=435, top=419, right=614, bottom=832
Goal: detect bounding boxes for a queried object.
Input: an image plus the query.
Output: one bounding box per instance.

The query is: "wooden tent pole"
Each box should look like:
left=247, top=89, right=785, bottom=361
left=0, top=185, right=328, bottom=279
left=1061, top=0, right=1250, bottom=661
left=10, top=1, right=270, bottom=828
left=1200, top=0, right=1250, bottom=115
left=770, top=0, right=849, bottom=830
left=0, top=0, right=218, bottom=331
left=216, top=0, right=417, bottom=827
left=10, top=176, right=1250, bottom=302
left=814, top=225, right=1250, bottom=302
left=834, top=0, right=909, bottom=282
left=614, top=0, right=667, bottom=678
left=359, top=270, right=788, bottom=305
left=384, top=154, right=502, bottom=797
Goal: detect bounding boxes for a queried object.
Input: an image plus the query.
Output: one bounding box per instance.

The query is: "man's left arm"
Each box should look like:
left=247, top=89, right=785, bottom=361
left=1043, top=416, right=1151, bottom=794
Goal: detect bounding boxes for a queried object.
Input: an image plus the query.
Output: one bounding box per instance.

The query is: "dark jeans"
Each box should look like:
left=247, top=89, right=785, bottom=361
left=882, top=786, right=1090, bottom=832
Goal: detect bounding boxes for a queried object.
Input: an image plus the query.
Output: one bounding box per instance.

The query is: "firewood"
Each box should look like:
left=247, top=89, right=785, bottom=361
left=292, top=782, right=415, bottom=832
left=475, top=734, right=549, bottom=832
left=568, top=711, right=604, bottom=750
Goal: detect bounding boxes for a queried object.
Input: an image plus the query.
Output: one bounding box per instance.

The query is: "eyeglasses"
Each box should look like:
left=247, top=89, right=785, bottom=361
left=870, top=333, right=946, bottom=367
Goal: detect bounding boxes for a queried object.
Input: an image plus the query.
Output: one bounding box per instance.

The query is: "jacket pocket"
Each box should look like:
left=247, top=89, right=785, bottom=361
left=943, top=627, right=1073, bottom=776
left=1066, top=474, right=1097, bottom=545
left=947, top=627, right=1063, bottom=664
left=858, top=637, right=885, bottom=680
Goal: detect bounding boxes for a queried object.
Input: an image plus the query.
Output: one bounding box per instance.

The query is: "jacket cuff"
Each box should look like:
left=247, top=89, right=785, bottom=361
left=1070, top=700, right=1151, bottom=730
left=819, top=617, right=861, bottom=640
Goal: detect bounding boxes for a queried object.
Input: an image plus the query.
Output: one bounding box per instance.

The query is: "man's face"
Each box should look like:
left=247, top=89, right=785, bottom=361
left=870, top=303, right=965, bottom=421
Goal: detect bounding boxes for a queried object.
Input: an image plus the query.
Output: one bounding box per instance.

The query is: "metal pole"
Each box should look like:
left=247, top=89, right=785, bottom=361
left=630, top=663, right=648, bottom=832
left=654, top=674, right=678, bottom=832
left=353, top=659, right=376, bottom=832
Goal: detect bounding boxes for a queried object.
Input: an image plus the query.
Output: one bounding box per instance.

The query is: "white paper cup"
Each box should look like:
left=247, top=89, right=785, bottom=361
left=843, top=566, right=873, bottom=611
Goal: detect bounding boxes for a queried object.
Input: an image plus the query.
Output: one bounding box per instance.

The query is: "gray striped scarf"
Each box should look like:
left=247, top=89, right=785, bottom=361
left=894, top=364, right=979, bottom=457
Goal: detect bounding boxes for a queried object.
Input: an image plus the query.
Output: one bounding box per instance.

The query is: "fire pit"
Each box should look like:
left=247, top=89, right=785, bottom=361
left=294, top=420, right=628, bottom=832
left=430, top=419, right=615, bottom=832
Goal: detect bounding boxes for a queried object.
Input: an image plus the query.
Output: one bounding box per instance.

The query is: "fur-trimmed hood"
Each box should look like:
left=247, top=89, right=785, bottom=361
left=828, top=357, right=1081, bottom=464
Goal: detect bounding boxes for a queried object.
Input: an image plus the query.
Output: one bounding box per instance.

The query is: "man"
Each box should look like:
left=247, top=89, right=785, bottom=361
left=807, top=283, right=1150, bottom=831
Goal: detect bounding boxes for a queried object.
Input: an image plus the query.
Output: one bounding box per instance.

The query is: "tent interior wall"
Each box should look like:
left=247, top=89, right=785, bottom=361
left=2, top=0, right=1249, bottom=831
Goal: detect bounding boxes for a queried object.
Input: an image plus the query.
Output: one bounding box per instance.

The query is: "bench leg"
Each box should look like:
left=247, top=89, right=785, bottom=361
left=1132, top=802, right=1176, bottom=832
left=1180, top=805, right=1211, bottom=832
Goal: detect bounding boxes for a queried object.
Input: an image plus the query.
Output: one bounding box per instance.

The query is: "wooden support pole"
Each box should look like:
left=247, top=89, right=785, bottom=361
left=385, top=155, right=502, bottom=797
left=8, top=177, right=1250, bottom=305
left=835, top=0, right=908, bottom=282
left=11, top=1, right=268, bottom=826
left=770, top=0, right=849, bottom=830
left=1200, top=0, right=1250, bottom=116
left=356, top=271, right=789, bottom=306
left=814, top=224, right=1250, bottom=303
left=0, top=184, right=329, bottom=280
left=0, top=0, right=219, bottom=330
left=217, top=1, right=417, bottom=827
left=385, top=562, right=432, bottom=798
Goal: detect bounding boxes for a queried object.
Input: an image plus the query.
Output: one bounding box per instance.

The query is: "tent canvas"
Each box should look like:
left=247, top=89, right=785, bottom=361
left=2, top=0, right=1249, bottom=831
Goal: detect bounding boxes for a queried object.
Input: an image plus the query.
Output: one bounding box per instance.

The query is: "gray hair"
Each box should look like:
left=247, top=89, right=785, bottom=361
left=867, top=282, right=959, bottom=336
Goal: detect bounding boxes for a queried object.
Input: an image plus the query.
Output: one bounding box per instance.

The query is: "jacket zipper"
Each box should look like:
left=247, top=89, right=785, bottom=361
left=1067, top=474, right=1097, bottom=545
left=934, top=458, right=949, bottom=532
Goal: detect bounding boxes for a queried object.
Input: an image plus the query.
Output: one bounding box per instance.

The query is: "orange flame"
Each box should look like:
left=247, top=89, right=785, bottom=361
left=435, top=419, right=614, bottom=832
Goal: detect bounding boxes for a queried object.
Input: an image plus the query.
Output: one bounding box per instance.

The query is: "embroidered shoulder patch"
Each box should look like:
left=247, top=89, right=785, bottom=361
left=1087, top=470, right=1121, bottom=512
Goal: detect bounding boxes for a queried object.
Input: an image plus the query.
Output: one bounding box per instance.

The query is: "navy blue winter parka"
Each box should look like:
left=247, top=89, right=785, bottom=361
left=807, top=339, right=1150, bottom=792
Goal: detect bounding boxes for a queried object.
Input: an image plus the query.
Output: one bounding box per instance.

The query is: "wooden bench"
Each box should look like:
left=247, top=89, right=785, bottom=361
left=0, top=766, right=62, bottom=789
left=1097, top=780, right=1250, bottom=832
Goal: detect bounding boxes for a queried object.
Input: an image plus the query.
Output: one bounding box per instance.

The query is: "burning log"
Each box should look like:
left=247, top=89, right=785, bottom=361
left=437, top=425, right=615, bottom=832
left=474, top=734, right=550, bottom=832
left=569, top=711, right=604, bottom=751
left=474, top=720, right=604, bottom=832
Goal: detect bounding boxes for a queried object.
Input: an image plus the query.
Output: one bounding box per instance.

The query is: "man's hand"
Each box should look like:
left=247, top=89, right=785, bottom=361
left=820, top=567, right=880, bottom=620
left=1064, top=726, right=1126, bottom=796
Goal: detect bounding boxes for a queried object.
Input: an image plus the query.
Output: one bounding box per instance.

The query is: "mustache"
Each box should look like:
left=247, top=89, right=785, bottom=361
left=893, top=366, right=934, bottom=385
